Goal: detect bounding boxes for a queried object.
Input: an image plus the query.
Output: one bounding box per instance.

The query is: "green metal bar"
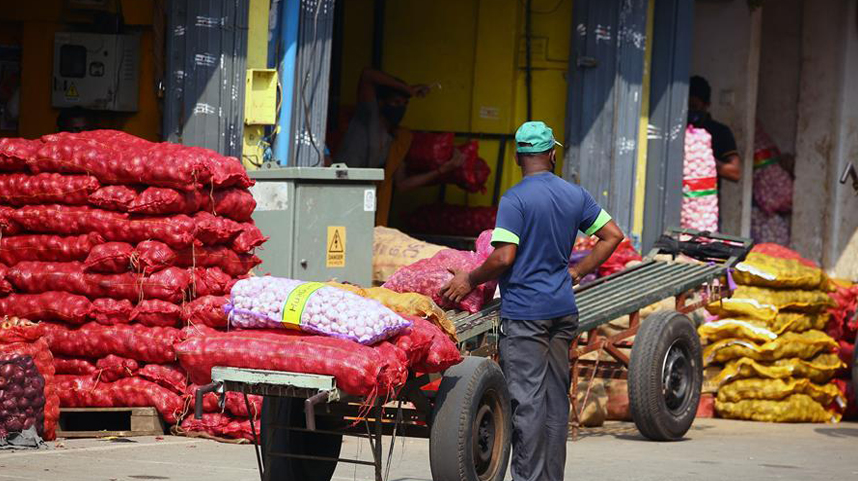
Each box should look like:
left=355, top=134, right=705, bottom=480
left=575, top=262, right=678, bottom=304
left=579, top=264, right=712, bottom=315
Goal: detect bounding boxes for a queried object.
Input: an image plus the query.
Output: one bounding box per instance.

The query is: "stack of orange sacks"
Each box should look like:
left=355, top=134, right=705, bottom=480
left=0, top=130, right=266, bottom=441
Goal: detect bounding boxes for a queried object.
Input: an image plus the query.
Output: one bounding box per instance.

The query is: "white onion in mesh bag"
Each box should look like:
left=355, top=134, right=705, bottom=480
left=227, top=277, right=411, bottom=345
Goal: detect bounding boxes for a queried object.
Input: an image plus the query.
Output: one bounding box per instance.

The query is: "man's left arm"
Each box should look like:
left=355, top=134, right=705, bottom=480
left=713, top=124, right=741, bottom=182
left=716, top=154, right=741, bottom=182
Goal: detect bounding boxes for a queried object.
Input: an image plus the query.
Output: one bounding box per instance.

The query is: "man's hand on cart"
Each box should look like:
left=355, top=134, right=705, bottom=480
left=441, top=243, right=518, bottom=304
left=441, top=268, right=474, bottom=303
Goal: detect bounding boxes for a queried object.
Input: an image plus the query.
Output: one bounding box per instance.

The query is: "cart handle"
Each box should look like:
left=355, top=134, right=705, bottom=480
left=195, top=382, right=222, bottom=420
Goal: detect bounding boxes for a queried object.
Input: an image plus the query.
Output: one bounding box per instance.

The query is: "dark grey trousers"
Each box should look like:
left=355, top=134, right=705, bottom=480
left=499, top=315, right=579, bottom=481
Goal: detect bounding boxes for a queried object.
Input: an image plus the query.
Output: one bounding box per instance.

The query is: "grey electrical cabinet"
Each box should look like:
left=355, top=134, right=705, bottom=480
left=52, top=33, right=140, bottom=112
left=248, top=165, right=384, bottom=286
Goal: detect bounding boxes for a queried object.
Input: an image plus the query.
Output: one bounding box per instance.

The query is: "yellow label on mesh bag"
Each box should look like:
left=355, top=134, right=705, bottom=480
left=280, top=282, right=325, bottom=327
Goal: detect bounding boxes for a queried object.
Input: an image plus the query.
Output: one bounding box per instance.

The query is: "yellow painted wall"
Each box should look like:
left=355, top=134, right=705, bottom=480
left=337, top=0, right=574, bottom=224
left=1, top=0, right=160, bottom=140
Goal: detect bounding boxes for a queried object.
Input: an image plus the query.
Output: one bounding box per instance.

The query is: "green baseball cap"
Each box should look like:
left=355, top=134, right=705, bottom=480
left=515, top=121, right=562, bottom=153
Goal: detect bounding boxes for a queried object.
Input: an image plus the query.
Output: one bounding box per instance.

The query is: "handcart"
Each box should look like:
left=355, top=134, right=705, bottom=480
left=195, top=228, right=752, bottom=481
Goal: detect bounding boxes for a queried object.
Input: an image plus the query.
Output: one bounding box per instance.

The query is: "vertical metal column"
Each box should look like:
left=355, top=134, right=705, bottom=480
left=562, top=0, right=649, bottom=237
left=164, top=0, right=249, bottom=157
left=641, top=0, right=694, bottom=251
left=290, top=0, right=335, bottom=167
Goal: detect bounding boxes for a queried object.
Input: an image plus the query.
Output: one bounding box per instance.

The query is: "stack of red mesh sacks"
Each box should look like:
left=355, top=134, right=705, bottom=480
left=827, top=280, right=858, bottom=419
left=0, top=130, right=266, bottom=441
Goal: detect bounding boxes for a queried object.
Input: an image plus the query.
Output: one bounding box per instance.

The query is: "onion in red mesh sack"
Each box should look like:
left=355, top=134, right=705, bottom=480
left=128, top=187, right=209, bottom=215
left=83, top=242, right=134, bottom=274
left=0, top=319, right=60, bottom=441
left=210, top=188, right=256, bottom=222
left=753, top=163, right=793, bottom=215
left=95, top=354, right=139, bottom=383
left=228, top=277, right=412, bottom=344
left=131, top=300, right=183, bottom=328
left=53, top=356, right=97, bottom=376
left=175, top=329, right=408, bottom=397
left=231, top=222, right=267, bottom=253
left=11, top=205, right=128, bottom=236
left=194, top=149, right=253, bottom=189
left=185, top=383, right=221, bottom=413
left=35, top=132, right=212, bottom=191
left=7, top=262, right=189, bottom=303
left=88, top=185, right=140, bottom=212
left=474, top=229, right=495, bottom=260
left=194, top=212, right=243, bottom=245
left=0, top=263, right=11, bottom=296
left=90, top=298, right=133, bottom=325
left=406, top=132, right=455, bottom=172
left=178, top=412, right=259, bottom=442
left=117, top=215, right=196, bottom=249
left=0, top=233, right=104, bottom=266
left=175, top=246, right=261, bottom=277
left=138, top=364, right=188, bottom=395
left=190, top=267, right=234, bottom=298
left=181, top=296, right=229, bottom=328
left=133, top=240, right=177, bottom=275
left=223, top=392, right=263, bottom=419
left=395, top=316, right=461, bottom=373
left=42, top=322, right=182, bottom=364
left=383, top=249, right=497, bottom=313
left=0, top=173, right=99, bottom=206
left=0, top=292, right=91, bottom=324
left=0, top=206, right=20, bottom=236
left=55, top=375, right=183, bottom=424
left=407, top=204, right=498, bottom=237
left=0, top=137, right=39, bottom=172
left=439, top=141, right=490, bottom=194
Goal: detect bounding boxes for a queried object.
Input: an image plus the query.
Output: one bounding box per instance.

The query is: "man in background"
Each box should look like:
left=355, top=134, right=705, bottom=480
left=336, top=68, right=462, bottom=225
left=688, top=75, right=741, bottom=182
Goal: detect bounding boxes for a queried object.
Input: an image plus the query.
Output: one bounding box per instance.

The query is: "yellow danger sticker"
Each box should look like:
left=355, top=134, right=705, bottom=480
left=280, top=281, right=325, bottom=327
left=326, top=226, right=346, bottom=268
left=66, top=82, right=79, bottom=99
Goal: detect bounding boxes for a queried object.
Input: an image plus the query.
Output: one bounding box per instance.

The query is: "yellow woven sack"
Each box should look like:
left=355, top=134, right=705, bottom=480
left=373, top=227, right=445, bottom=284
left=362, top=287, right=457, bottom=342
left=715, top=394, right=841, bottom=423
left=329, top=283, right=458, bottom=342
left=768, top=312, right=829, bottom=334
left=733, top=252, right=824, bottom=290
left=717, top=377, right=843, bottom=406
left=708, top=286, right=835, bottom=320
left=698, top=319, right=778, bottom=344
left=712, top=357, right=794, bottom=386
left=773, top=353, right=845, bottom=384
left=703, top=330, right=838, bottom=365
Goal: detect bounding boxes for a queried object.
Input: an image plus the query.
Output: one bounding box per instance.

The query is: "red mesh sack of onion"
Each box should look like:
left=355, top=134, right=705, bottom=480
left=226, top=277, right=411, bottom=345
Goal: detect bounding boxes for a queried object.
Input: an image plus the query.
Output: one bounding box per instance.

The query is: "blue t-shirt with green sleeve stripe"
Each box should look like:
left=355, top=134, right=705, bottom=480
left=490, top=172, right=611, bottom=320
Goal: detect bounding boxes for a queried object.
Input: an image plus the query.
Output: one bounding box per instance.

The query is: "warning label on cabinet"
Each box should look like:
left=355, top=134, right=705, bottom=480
left=326, top=226, right=346, bottom=268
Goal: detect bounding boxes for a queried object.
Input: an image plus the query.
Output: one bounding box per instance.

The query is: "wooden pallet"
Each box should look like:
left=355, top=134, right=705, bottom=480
left=57, top=407, right=166, bottom=438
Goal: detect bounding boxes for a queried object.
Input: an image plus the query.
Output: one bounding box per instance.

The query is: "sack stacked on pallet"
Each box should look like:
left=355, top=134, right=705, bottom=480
left=701, top=243, right=842, bottom=422
left=0, top=131, right=266, bottom=440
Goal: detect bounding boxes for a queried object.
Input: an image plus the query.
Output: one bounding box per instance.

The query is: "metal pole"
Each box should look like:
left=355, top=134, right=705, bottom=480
left=273, top=0, right=301, bottom=165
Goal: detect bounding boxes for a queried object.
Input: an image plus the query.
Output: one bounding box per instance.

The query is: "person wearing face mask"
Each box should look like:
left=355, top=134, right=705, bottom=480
left=688, top=75, right=741, bottom=182
left=335, top=68, right=464, bottom=226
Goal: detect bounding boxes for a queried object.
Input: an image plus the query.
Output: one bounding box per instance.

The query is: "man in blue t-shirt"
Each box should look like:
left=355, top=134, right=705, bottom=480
left=442, top=121, right=623, bottom=481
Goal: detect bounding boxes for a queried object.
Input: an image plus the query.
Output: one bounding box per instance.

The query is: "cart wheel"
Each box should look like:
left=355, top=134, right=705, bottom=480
left=430, top=356, right=511, bottom=481
left=628, top=310, right=702, bottom=441
left=260, top=397, right=342, bottom=481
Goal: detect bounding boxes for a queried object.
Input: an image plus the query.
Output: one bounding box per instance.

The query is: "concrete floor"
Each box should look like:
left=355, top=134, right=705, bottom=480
left=0, top=419, right=855, bottom=481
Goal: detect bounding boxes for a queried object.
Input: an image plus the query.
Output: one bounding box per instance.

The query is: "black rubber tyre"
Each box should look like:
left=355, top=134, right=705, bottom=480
left=260, top=397, right=342, bottom=481
left=629, top=310, right=702, bottom=441
left=429, top=356, right=511, bottom=481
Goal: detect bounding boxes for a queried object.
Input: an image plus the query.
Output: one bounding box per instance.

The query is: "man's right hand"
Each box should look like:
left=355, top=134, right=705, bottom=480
left=438, top=148, right=465, bottom=174
left=410, top=84, right=431, bottom=98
